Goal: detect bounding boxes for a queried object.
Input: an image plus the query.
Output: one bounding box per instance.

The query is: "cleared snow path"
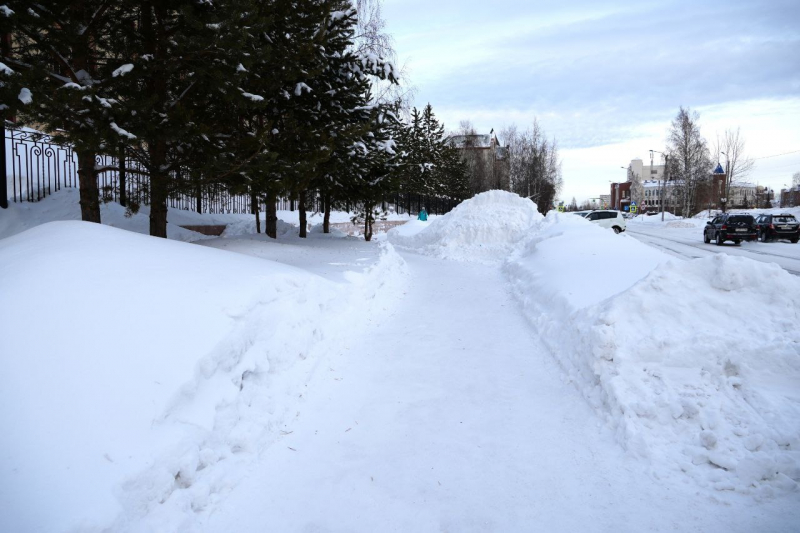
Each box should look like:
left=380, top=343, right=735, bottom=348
left=201, top=252, right=796, bottom=532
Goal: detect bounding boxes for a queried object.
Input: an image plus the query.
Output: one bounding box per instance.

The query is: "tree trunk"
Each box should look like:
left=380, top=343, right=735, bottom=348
left=251, top=187, right=261, bottom=234
left=77, top=150, right=101, bottom=223
left=149, top=141, right=168, bottom=238
left=118, top=145, right=127, bottom=208
left=266, top=190, right=278, bottom=239
left=364, top=204, right=373, bottom=242
left=195, top=180, right=202, bottom=213
left=323, top=192, right=331, bottom=234
left=298, top=189, right=307, bottom=238
left=1, top=118, right=8, bottom=209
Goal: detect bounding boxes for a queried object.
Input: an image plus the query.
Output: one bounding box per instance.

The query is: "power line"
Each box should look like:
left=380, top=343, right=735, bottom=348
left=752, top=149, right=800, bottom=161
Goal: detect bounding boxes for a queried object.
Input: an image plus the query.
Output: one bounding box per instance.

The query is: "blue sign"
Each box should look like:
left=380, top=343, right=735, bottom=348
left=630, top=201, right=636, bottom=206
left=624, top=206, right=630, bottom=211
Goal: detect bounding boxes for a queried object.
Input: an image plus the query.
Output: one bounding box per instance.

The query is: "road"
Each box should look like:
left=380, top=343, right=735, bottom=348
left=626, top=223, right=800, bottom=276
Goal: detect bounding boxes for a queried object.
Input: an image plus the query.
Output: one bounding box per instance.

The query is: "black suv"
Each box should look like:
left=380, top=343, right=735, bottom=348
left=703, top=214, right=757, bottom=245
left=754, top=214, right=799, bottom=243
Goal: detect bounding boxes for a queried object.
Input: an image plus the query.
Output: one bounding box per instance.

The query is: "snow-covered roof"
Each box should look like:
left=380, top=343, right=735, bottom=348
left=445, top=134, right=495, bottom=149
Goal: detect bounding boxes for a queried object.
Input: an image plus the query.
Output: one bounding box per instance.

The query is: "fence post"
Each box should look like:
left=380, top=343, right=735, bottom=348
left=118, top=145, right=127, bottom=207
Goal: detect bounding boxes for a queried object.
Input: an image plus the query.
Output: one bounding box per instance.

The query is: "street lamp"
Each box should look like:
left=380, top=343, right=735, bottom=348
left=650, top=149, right=669, bottom=221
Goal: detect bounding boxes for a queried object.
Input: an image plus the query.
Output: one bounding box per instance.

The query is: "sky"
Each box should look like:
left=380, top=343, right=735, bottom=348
left=381, top=0, right=800, bottom=203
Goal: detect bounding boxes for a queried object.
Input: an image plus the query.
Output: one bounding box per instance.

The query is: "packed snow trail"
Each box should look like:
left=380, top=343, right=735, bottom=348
left=198, top=252, right=795, bottom=532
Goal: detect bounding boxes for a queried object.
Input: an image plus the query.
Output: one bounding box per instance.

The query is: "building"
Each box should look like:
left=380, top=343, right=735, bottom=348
left=444, top=133, right=509, bottom=192
left=629, top=157, right=665, bottom=183
left=642, top=179, right=679, bottom=211
left=609, top=181, right=631, bottom=211
left=781, top=185, right=800, bottom=208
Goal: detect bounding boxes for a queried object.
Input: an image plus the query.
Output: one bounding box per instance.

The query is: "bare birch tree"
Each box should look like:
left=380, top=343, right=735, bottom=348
left=353, top=0, right=415, bottom=109
left=501, top=119, right=562, bottom=213
left=714, top=127, right=754, bottom=212
left=666, top=107, right=712, bottom=217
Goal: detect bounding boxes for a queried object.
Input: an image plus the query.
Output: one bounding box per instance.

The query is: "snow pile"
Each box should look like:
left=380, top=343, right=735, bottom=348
left=506, top=212, right=800, bottom=496
left=0, top=221, right=408, bottom=532
left=388, top=190, right=543, bottom=263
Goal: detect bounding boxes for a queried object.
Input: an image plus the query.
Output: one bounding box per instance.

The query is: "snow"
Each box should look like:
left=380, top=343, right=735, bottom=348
left=110, top=121, right=137, bottom=139
left=0, top=188, right=423, bottom=243
left=388, top=190, right=543, bottom=263
left=240, top=91, right=264, bottom=102
left=112, top=63, right=134, bottom=77
left=2, top=189, right=799, bottom=531
left=505, top=211, right=800, bottom=496
left=0, top=221, right=408, bottom=532
left=17, top=87, right=31, bottom=104
left=0, top=61, right=13, bottom=75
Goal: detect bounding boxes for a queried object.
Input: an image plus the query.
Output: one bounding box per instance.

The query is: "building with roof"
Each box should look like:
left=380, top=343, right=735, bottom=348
left=444, top=132, right=509, bottom=192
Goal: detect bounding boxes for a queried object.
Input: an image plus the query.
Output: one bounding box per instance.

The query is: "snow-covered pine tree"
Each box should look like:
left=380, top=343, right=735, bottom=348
left=2, top=1, right=126, bottom=222
left=287, top=0, right=396, bottom=238
left=105, top=0, right=246, bottom=238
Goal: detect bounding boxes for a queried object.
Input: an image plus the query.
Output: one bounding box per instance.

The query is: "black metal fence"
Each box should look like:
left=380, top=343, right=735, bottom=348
left=2, top=126, right=458, bottom=217
left=2, top=128, right=260, bottom=214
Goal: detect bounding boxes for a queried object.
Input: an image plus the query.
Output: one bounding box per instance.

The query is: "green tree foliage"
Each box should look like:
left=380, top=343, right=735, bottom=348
left=1, top=1, right=466, bottom=240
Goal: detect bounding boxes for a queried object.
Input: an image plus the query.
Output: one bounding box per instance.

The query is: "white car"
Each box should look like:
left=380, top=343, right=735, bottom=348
left=582, top=210, right=626, bottom=234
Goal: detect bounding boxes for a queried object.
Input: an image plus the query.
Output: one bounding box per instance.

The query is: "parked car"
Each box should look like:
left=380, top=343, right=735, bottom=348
left=754, top=214, right=800, bottom=243
left=572, top=210, right=591, bottom=217
left=703, top=213, right=757, bottom=245
left=583, top=210, right=626, bottom=233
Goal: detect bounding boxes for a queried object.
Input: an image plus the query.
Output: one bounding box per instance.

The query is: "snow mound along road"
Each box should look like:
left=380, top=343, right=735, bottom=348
left=388, top=190, right=543, bottom=263
left=506, top=213, right=800, bottom=497
left=0, top=221, right=408, bottom=532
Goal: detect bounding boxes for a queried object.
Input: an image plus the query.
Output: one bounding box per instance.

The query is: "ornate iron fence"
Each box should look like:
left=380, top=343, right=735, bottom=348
left=3, top=127, right=256, bottom=214
left=2, top=126, right=458, bottom=217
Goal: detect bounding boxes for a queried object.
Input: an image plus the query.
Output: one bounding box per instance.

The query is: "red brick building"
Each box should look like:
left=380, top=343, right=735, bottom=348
left=609, top=181, right=631, bottom=211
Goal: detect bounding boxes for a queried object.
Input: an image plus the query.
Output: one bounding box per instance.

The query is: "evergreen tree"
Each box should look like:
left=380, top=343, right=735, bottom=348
left=2, top=1, right=125, bottom=222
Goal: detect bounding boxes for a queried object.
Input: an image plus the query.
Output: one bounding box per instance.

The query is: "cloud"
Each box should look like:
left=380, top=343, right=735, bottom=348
left=384, top=0, right=800, bottom=202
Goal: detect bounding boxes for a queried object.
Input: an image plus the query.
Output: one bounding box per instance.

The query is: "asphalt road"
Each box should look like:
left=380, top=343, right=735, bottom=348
left=626, top=223, right=800, bottom=276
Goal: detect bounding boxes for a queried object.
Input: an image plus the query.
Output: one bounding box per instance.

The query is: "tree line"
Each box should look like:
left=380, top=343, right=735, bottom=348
left=0, top=0, right=469, bottom=240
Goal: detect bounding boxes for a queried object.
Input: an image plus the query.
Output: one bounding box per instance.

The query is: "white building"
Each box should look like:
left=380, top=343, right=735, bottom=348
left=642, top=179, right=679, bottom=210
left=629, top=157, right=665, bottom=183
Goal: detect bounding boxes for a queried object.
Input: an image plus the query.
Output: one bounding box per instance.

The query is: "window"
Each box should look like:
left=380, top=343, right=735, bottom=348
left=651, top=169, right=657, bottom=174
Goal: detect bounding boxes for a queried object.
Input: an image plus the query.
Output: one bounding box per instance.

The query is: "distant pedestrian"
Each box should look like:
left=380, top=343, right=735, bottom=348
left=418, top=208, right=428, bottom=221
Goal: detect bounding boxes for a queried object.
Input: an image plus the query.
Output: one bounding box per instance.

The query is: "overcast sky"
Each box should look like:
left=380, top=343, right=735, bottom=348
left=382, top=0, right=800, bottom=203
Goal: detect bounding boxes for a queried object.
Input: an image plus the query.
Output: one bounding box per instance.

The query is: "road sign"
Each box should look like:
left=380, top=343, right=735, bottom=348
left=631, top=201, right=637, bottom=206
left=630, top=205, right=638, bottom=213
left=557, top=204, right=565, bottom=212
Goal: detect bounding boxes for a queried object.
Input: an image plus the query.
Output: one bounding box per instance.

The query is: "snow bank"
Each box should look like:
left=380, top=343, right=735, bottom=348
left=506, top=213, right=800, bottom=496
left=0, top=221, right=408, bottom=532
left=0, top=188, right=417, bottom=242
left=388, top=190, right=543, bottom=263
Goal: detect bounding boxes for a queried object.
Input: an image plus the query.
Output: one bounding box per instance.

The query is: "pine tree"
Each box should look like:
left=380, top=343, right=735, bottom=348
left=2, top=1, right=126, bottom=222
